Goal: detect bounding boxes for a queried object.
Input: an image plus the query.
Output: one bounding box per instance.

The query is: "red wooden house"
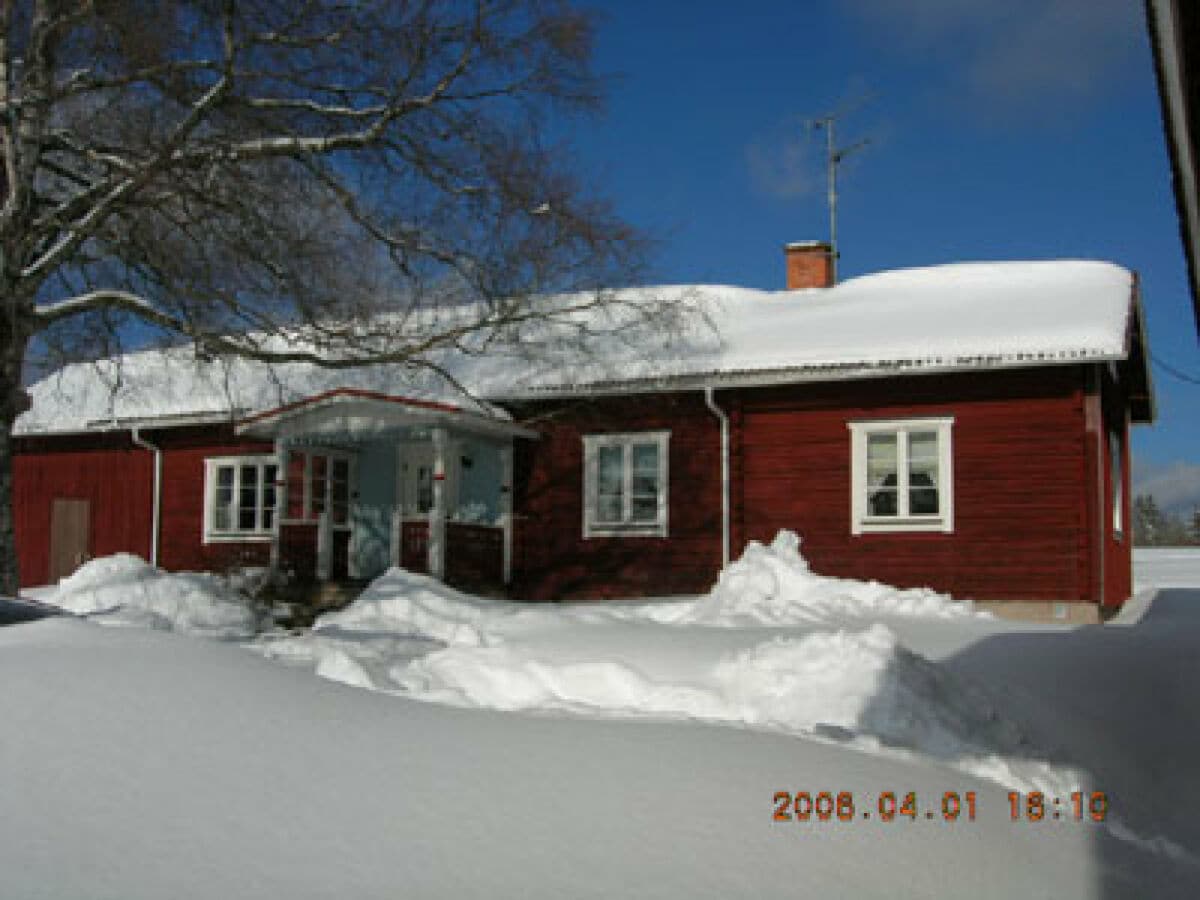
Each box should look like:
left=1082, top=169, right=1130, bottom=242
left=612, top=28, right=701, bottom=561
left=14, top=244, right=1154, bottom=619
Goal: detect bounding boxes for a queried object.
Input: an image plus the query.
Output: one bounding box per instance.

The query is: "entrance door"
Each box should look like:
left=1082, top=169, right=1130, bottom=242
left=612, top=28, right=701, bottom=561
left=399, top=445, right=436, bottom=517
left=49, top=498, right=90, bottom=583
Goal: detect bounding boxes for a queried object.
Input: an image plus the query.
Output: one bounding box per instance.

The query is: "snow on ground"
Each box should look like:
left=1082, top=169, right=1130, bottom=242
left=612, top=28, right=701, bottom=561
left=27, top=553, right=256, bottom=637
left=1134, top=546, right=1200, bottom=591
left=4, top=541, right=1200, bottom=896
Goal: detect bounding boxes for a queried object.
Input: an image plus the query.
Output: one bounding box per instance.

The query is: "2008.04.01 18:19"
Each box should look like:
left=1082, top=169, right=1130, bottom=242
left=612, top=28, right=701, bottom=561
left=1008, top=791, right=1108, bottom=822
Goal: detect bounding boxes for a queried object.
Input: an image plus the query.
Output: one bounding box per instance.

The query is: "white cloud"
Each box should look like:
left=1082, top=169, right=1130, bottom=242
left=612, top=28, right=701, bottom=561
left=745, top=125, right=822, bottom=200
left=1133, top=459, right=1200, bottom=516
left=843, top=0, right=1140, bottom=115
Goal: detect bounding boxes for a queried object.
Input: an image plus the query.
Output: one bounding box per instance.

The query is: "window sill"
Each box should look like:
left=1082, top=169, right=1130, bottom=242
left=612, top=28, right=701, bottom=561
left=584, top=524, right=668, bottom=539
left=203, top=533, right=274, bottom=545
left=853, top=517, right=951, bottom=535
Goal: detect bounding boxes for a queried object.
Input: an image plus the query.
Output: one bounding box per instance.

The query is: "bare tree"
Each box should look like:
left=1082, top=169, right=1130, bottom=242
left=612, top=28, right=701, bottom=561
left=0, top=0, right=659, bottom=592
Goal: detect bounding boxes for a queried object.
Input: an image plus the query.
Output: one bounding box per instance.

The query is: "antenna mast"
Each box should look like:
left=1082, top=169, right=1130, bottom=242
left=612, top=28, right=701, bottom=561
left=809, top=111, right=870, bottom=283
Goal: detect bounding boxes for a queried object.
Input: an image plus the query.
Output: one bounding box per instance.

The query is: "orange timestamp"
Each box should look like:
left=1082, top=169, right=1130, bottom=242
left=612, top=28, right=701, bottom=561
left=773, top=790, right=978, bottom=823
left=1007, top=791, right=1108, bottom=822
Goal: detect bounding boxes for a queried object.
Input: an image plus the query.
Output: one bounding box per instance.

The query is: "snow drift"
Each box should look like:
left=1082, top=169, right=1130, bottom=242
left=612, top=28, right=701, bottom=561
left=39, top=554, right=256, bottom=637
left=684, top=531, right=981, bottom=624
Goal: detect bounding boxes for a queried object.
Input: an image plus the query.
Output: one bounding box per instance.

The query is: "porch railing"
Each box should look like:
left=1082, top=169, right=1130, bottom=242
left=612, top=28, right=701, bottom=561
left=396, top=519, right=502, bottom=591
left=278, top=522, right=319, bottom=580
left=400, top=521, right=429, bottom=573
left=445, top=521, right=504, bottom=591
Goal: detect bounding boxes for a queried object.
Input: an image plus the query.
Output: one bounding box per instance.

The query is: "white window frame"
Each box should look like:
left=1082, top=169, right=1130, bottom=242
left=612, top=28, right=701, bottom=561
left=848, top=417, right=954, bottom=535
left=203, top=455, right=280, bottom=543
left=582, top=431, right=670, bottom=538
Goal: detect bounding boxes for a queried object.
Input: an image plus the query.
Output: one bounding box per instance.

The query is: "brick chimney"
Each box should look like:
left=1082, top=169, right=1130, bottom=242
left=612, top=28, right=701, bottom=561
left=784, top=241, right=834, bottom=290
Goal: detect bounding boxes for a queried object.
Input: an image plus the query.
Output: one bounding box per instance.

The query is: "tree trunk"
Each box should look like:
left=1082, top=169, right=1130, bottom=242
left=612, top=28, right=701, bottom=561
left=0, top=311, right=30, bottom=597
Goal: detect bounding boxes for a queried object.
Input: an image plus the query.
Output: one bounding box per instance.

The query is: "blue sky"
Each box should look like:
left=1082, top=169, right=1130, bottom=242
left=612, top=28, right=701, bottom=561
left=568, top=0, right=1199, bottom=510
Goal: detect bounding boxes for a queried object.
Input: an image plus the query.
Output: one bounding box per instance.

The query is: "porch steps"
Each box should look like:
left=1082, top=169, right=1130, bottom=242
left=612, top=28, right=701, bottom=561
left=269, top=579, right=371, bottom=630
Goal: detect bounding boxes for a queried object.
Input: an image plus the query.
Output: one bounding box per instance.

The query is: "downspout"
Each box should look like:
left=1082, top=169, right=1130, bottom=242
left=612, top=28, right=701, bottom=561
left=703, top=386, right=730, bottom=568
left=131, top=427, right=162, bottom=567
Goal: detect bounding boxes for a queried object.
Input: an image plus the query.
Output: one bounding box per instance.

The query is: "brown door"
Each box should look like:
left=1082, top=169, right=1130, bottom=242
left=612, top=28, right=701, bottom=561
left=49, top=498, right=90, bottom=583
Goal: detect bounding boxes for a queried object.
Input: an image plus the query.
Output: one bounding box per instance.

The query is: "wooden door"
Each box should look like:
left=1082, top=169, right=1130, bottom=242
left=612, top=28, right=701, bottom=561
left=49, top=498, right=90, bottom=583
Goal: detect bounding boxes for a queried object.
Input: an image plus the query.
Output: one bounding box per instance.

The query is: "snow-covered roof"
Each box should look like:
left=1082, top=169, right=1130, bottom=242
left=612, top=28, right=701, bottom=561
left=17, top=259, right=1149, bottom=436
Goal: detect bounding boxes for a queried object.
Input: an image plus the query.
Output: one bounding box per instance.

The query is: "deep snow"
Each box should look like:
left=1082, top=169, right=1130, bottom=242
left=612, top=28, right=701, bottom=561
left=7, top=541, right=1200, bottom=897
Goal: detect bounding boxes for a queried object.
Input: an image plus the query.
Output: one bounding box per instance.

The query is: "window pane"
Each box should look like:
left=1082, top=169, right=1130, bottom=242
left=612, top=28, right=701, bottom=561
left=214, top=466, right=234, bottom=531
left=867, top=434, right=897, bottom=482
left=631, top=496, right=659, bottom=522
left=908, top=432, right=938, bottom=481
left=631, top=444, right=659, bottom=494
left=909, top=487, right=939, bottom=515
left=416, top=466, right=433, bottom=513
left=597, top=494, right=623, bottom=523
left=595, top=446, right=624, bottom=523
left=311, top=455, right=327, bottom=515
left=263, top=465, right=277, bottom=518
left=908, top=431, right=939, bottom=515
left=866, top=434, right=898, bottom=517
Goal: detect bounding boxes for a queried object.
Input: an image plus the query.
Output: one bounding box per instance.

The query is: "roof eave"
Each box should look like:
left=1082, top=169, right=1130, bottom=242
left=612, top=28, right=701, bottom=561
left=489, top=352, right=1127, bottom=403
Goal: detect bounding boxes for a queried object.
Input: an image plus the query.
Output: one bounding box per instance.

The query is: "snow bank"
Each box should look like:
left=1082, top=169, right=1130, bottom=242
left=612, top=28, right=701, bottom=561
left=14, top=617, right=1192, bottom=900
left=1133, top=547, right=1200, bottom=591
left=686, top=531, right=981, bottom=624
left=285, top=538, right=1062, bottom=794
left=42, top=554, right=255, bottom=638
left=310, top=532, right=980, bottom=649
left=391, top=622, right=1074, bottom=794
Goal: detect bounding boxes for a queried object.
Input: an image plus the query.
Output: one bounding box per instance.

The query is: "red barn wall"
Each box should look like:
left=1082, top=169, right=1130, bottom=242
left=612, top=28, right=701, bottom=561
left=734, top=367, right=1095, bottom=604
left=155, top=425, right=275, bottom=572
left=510, top=365, right=1112, bottom=605
left=509, top=393, right=723, bottom=600
left=14, top=424, right=275, bottom=586
left=13, top=433, right=153, bottom=587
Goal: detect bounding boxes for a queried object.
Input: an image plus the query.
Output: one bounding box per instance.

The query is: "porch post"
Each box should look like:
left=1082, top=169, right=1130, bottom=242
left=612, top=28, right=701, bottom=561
left=428, top=426, right=447, bottom=580
left=500, top=443, right=513, bottom=585
left=271, top=439, right=287, bottom=570
left=316, top=511, right=332, bottom=581
left=390, top=508, right=403, bottom=569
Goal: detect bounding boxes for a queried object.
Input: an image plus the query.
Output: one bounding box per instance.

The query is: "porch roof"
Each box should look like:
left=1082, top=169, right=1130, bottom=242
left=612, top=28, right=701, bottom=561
left=235, top=388, right=538, bottom=442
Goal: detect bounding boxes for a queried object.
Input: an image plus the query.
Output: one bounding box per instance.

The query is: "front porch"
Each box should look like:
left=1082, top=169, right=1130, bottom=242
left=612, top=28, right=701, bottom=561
left=236, top=389, right=535, bottom=595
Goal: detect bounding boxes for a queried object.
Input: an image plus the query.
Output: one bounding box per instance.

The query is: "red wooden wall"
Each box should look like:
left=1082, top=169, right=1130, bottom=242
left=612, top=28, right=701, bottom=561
left=509, top=393, right=723, bottom=600
left=155, top=425, right=274, bottom=573
left=510, top=365, right=1126, bottom=606
left=734, top=367, right=1094, bottom=603
left=14, top=424, right=273, bottom=587
left=14, top=433, right=153, bottom=587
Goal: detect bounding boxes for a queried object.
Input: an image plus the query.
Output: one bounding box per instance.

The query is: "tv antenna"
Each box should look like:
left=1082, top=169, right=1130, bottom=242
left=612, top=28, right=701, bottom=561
left=808, top=103, right=871, bottom=283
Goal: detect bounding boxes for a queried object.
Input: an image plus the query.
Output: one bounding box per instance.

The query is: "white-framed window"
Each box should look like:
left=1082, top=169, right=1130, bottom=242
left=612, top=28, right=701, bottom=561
left=203, top=455, right=279, bottom=543
left=848, top=418, right=954, bottom=535
left=284, top=450, right=354, bottom=526
left=582, top=431, right=669, bottom=538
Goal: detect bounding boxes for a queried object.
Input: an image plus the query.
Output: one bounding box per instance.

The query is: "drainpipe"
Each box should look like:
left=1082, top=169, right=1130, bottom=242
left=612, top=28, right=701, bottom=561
left=703, top=386, right=730, bottom=568
left=131, top=426, right=162, bottom=567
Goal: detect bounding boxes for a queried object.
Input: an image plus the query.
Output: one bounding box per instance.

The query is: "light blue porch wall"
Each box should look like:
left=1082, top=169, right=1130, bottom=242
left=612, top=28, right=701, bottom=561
left=456, top=440, right=503, bottom=524
left=352, top=442, right=396, bottom=579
